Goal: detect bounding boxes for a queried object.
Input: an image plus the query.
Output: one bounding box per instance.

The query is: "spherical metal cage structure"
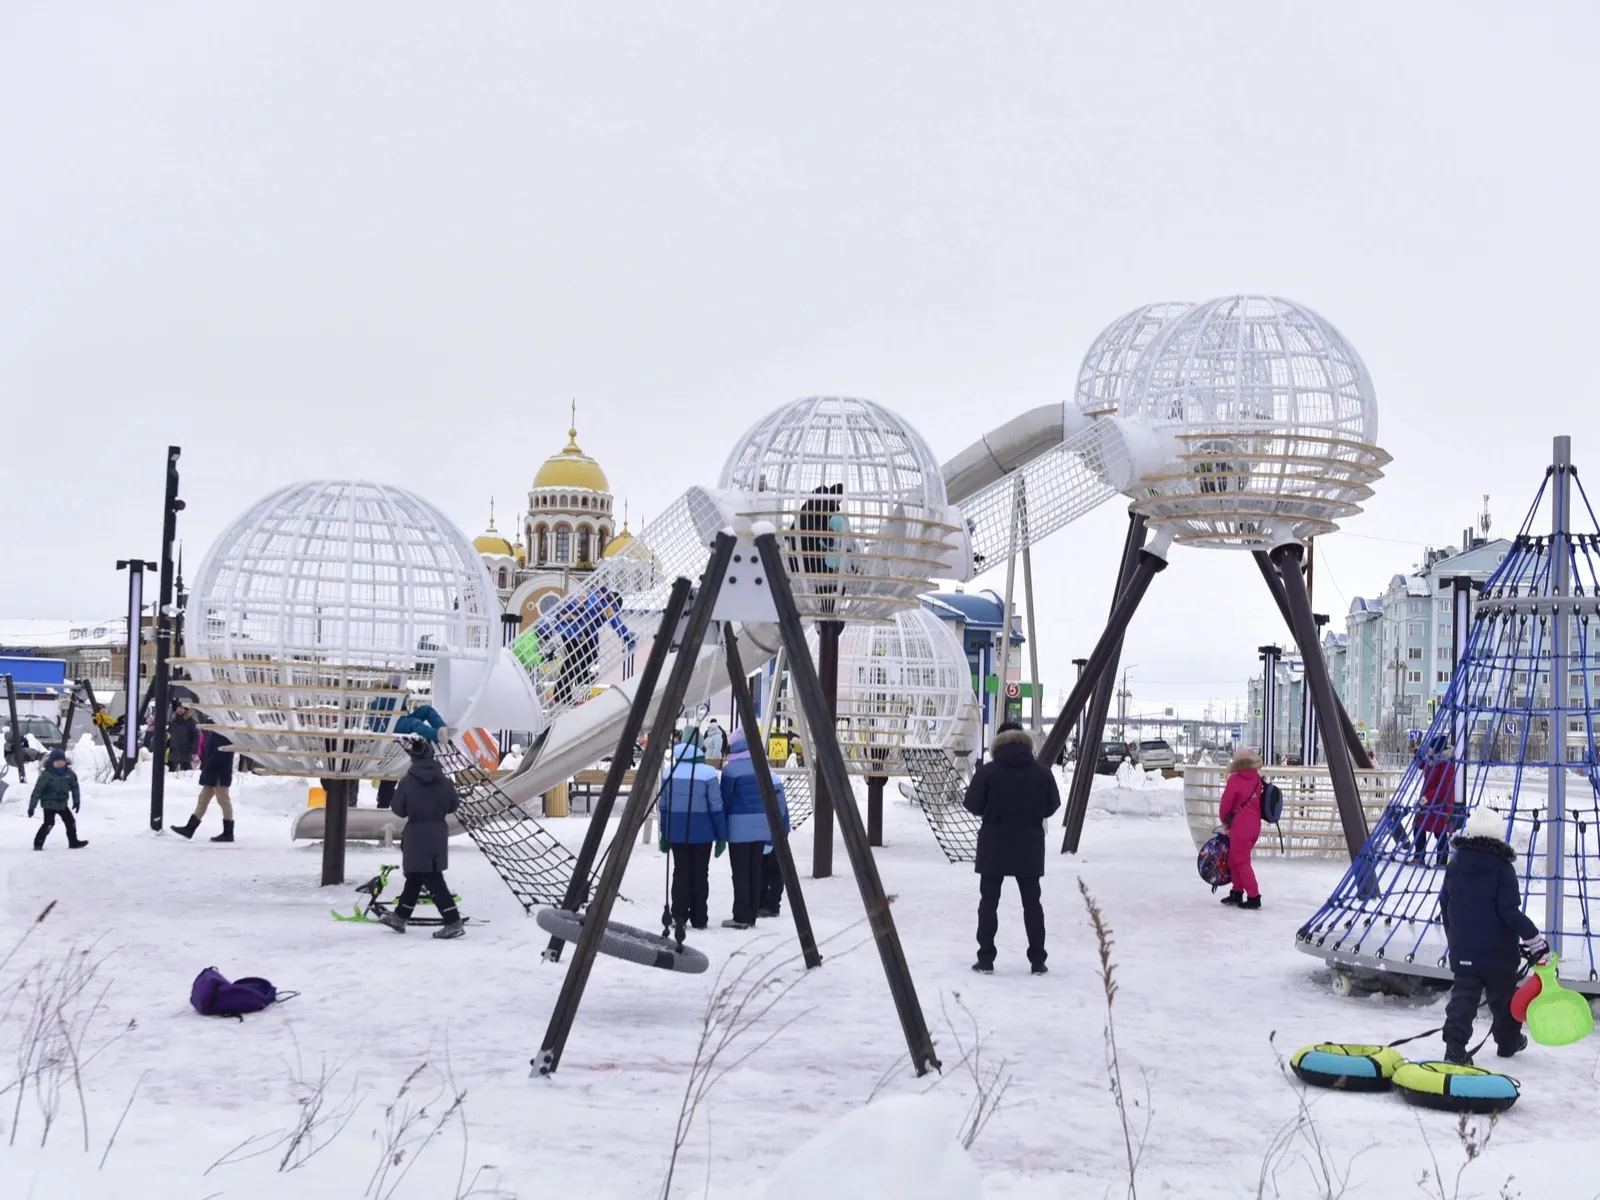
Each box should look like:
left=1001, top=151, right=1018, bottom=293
left=1073, top=300, right=1193, bottom=418
left=1118, top=295, right=1390, bottom=548
left=181, top=480, right=497, bottom=778
left=718, top=397, right=965, bottom=621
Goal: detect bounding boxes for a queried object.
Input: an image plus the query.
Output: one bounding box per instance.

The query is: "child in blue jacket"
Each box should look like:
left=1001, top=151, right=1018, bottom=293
left=658, top=742, right=725, bottom=932
left=30, top=749, right=87, bottom=850
left=719, top=730, right=791, bottom=928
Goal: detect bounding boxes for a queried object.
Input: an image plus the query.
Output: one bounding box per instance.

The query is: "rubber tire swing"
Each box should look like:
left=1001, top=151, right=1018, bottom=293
left=536, top=907, right=710, bottom=975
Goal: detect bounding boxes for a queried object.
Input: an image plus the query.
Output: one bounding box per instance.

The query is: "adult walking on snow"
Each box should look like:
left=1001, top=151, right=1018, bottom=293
left=718, top=729, right=791, bottom=928
left=658, top=741, right=726, bottom=933
left=962, top=722, right=1060, bottom=975
left=379, top=738, right=466, bottom=939
left=167, top=702, right=201, bottom=772
left=173, top=728, right=236, bottom=842
left=1218, top=749, right=1264, bottom=909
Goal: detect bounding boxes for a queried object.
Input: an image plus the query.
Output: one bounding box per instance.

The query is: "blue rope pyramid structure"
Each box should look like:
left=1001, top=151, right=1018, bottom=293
left=1299, top=439, right=1600, bottom=997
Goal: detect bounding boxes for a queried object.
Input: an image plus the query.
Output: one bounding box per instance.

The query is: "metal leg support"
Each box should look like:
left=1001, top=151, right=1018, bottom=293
left=534, top=536, right=735, bottom=1077
left=543, top=578, right=692, bottom=963
left=1061, top=513, right=1145, bottom=852
left=1270, top=543, right=1371, bottom=865
left=754, top=533, right=942, bottom=1077
left=725, top=634, right=822, bottom=969
left=1252, top=550, right=1373, bottom=769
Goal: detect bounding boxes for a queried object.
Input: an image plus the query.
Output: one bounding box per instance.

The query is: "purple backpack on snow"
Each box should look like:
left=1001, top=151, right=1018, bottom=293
left=190, top=967, right=295, bottom=1019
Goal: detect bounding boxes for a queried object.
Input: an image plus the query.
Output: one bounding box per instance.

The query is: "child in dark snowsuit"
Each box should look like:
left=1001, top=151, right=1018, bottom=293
left=380, top=738, right=465, bottom=939
left=1438, top=805, right=1548, bottom=1064
left=30, top=749, right=88, bottom=850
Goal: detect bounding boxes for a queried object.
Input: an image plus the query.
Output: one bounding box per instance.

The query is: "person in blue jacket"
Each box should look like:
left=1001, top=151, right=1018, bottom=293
left=718, top=729, right=791, bottom=928
left=658, top=741, right=726, bottom=932
left=1438, top=805, right=1549, bottom=1064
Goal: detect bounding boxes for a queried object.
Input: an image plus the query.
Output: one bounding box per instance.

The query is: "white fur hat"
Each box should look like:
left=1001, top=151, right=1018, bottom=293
left=1463, top=806, right=1507, bottom=842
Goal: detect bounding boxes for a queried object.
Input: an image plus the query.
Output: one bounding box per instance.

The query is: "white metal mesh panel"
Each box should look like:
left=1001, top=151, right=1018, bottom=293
left=182, top=480, right=496, bottom=777
left=961, top=422, right=1121, bottom=571
left=1074, top=301, right=1193, bottom=416
left=719, top=397, right=960, bottom=620
left=1120, top=296, right=1389, bottom=547
left=520, top=487, right=726, bottom=721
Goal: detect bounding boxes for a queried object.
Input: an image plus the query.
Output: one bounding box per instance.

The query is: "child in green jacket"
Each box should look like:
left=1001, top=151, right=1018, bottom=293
left=30, top=749, right=87, bottom=850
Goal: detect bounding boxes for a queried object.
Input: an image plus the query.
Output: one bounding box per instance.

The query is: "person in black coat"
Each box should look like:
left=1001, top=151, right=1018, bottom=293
left=1438, top=806, right=1548, bottom=1064
left=173, top=728, right=236, bottom=842
left=963, top=722, right=1061, bottom=975
left=380, top=739, right=466, bottom=939
left=166, top=703, right=201, bottom=772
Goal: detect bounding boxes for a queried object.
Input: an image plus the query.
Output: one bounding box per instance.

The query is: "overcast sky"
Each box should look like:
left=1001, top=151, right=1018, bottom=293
left=3, top=4, right=1595, bottom=716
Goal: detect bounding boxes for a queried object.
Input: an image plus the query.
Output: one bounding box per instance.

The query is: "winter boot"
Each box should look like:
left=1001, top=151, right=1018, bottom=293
left=1496, top=1034, right=1529, bottom=1059
left=1240, top=895, right=1262, bottom=910
left=1220, top=890, right=1244, bottom=906
left=209, top=820, right=235, bottom=843
left=1031, top=964, right=1049, bottom=976
left=971, top=962, right=994, bottom=975
left=172, top=815, right=201, bottom=840
left=721, top=918, right=753, bottom=930
left=1443, top=1044, right=1473, bottom=1066
left=378, top=912, right=407, bottom=933
left=433, top=921, right=466, bottom=940
left=68, top=836, right=89, bottom=849
left=757, top=908, right=779, bottom=919
left=33, top=828, right=48, bottom=851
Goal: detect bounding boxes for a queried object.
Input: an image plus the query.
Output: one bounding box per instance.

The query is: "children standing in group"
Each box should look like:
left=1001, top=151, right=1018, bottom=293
left=658, top=741, right=725, bottom=933
left=29, top=749, right=87, bottom=850
left=718, top=729, right=791, bottom=929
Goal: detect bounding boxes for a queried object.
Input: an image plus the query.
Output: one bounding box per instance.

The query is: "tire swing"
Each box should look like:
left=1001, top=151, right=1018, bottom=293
left=535, top=907, right=709, bottom=975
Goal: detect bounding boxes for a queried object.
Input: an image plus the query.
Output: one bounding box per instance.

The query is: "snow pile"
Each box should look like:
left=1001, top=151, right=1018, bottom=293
left=766, top=1094, right=981, bottom=1199
left=1058, top=767, right=1185, bottom=819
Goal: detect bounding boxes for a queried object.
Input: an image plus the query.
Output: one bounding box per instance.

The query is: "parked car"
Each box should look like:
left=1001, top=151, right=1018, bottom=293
left=1134, top=738, right=1177, bottom=771
left=1, top=714, right=63, bottom=762
left=1095, top=740, right=1128, bottom=775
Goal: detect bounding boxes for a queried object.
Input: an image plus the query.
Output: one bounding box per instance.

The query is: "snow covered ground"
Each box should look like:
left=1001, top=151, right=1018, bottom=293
left=2, top=760, right=1598, bottom=1198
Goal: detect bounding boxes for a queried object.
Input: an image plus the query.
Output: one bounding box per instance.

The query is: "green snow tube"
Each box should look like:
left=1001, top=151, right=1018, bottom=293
left=536, top=907, right=709, bottom=974
left=1289, top=1043, right=1406, bottom=1092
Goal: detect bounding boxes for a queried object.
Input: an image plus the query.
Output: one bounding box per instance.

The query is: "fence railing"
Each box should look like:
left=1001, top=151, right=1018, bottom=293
left=1182, top=764, right=1404, bottom=858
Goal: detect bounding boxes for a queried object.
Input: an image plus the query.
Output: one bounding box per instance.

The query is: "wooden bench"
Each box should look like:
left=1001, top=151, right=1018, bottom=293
left=567, top=768, right=638, bottom=815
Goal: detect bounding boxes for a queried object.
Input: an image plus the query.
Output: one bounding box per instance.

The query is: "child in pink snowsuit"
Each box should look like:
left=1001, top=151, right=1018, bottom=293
left=1218, top=749, right=1263, bottom=909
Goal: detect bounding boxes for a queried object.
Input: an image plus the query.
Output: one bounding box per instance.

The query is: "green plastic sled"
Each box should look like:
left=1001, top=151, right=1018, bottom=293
left=1525, top=957, right=1596, bottom=1047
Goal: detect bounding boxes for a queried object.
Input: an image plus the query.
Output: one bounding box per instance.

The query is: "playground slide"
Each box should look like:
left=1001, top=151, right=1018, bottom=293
left=495, top=621, right=782, bottom=810
left=490, top=407, right=1073, bottom=809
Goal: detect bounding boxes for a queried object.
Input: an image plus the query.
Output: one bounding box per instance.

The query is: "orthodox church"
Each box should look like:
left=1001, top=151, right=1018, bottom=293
left=473, top=410, right=635, bottom=630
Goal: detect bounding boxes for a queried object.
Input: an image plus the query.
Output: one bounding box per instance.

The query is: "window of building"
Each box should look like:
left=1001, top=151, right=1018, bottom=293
left=1437, top=646, right=1452, bottom=660
left=581, top=495, right=589, bottom=508
left=1408, top=647, right=1423, bottom=660
left=535, top=525, right=549, bottom=564
left=577, top=527, right=592, bottom=563
left=1409, top=671, right=1423, bottom=684
left=1437, top=671, right=1449, bottom=683
left=497, top=568, right=509, bottom=589
left=1408, top=622, right=1423, bottom=637
left=596, top=530, right=609, bottom=558
left=555, top=526, right=571, bottom=562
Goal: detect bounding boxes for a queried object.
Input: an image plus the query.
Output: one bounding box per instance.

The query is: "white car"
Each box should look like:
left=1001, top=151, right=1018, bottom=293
left=1134, top=739, right=1177, bottom=771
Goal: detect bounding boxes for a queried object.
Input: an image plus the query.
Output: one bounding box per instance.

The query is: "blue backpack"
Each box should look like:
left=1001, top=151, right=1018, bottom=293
left=190, top=967, right=296, bottom=1020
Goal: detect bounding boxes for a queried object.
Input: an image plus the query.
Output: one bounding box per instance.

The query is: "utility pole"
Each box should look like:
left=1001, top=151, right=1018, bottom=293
left=149, top=446, right=183, bottom=833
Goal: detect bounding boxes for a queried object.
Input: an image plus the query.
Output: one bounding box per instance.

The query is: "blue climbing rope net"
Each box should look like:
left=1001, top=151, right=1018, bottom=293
left=1299, top=465, right=1600, bottom=994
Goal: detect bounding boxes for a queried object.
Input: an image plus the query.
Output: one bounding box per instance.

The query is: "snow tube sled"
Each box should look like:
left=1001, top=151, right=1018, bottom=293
left=1197, top=831, right=1231, bottom=891
left=1392, top=1062, right=1519, bottom=1114
left=535, top=907, right=709, bottom=974
left=1290, top=1043, right=1405, bottom=1092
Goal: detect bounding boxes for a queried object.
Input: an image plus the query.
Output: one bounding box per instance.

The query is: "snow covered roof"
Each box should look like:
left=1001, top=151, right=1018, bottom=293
left=0, top=618, right=130, bottom=649
left=1348, top=595, right=1382, bottom=616
left=919, top=591, right=1024, bottom=641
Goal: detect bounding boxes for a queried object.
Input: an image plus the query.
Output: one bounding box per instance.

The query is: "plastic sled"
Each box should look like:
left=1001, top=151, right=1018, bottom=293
left=1525, top=958, right=1595, bottom=1047
left=1510, top=972, right=1541, bottom=1023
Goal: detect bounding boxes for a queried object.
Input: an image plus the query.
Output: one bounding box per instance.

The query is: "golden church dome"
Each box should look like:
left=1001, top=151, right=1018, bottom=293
left=473, top=502, right=516, bottom=557
left=534, top=422, right=609, bottom=494
left=601, top=525, right=635, bottom=558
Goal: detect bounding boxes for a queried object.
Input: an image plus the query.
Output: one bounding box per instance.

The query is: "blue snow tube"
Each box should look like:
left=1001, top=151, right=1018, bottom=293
left=1290, top=1043, right=1405, bottom=1092
left=535, top=907, right=709, bottom=974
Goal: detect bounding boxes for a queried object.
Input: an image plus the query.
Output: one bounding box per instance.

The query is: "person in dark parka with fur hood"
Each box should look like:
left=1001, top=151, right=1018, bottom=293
left=963, top=722, right=1061, bottom=975
left=380, top=740, right=466, bottom=939
left=1438, top=805, right=1548, bottom=1064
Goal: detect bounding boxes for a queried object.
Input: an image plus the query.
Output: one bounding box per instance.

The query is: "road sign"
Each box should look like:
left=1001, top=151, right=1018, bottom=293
left=1004, top=682, right=1021, bottom=700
